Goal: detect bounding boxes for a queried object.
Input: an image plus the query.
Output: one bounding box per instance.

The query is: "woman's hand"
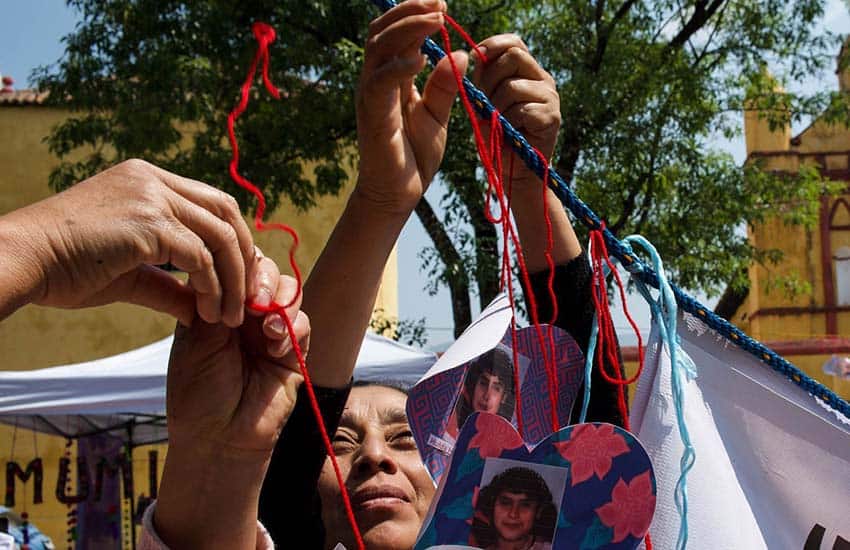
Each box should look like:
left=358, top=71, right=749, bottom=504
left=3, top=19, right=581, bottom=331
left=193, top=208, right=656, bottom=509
left=154, top=255, right=309, bottom=549
left=0, top=158, right=255, bottom=327
left=472, top=34, right=579, bottom=270
left=472, top=34, right=561, bottom=188
left=355, top=0, right=468, bottom=214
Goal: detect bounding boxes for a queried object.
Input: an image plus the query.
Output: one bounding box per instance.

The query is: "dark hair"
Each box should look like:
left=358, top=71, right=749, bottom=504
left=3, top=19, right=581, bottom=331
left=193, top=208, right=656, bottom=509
left=455, top=347, right=515, bottom=430
left=470, top=466, right=558, bottom=547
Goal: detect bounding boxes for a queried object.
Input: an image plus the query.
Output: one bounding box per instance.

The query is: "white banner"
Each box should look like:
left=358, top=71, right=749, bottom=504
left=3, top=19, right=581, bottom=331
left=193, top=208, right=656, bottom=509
left=631, top=312, right=850, bottom=549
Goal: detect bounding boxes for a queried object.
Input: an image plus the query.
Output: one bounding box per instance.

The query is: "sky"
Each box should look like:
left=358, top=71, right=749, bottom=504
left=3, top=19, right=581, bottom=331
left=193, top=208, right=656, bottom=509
left=1, top=1, right=848, bottom=350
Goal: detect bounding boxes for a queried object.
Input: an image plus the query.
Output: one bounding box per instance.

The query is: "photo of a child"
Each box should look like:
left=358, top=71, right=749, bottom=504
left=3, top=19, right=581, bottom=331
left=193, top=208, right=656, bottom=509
left=469, top=459, right=566, bottom=550
left=450, top=345, right=517, bottom=437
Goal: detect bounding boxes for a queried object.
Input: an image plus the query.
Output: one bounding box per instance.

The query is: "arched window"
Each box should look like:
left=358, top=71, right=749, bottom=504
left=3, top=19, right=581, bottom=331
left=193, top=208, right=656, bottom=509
left=835, top=246, right=850, bottom=306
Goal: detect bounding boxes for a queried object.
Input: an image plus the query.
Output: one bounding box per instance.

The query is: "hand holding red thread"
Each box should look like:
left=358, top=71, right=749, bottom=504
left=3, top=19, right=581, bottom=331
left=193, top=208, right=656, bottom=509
left=224, top=19, right=367, bottom=550
left=442, top=25, right=563, bottom=431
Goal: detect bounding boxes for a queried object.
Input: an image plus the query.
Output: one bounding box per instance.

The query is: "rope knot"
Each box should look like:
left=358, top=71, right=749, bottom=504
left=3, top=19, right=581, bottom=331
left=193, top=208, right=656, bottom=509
left=252, top=22, right=277, bottom=46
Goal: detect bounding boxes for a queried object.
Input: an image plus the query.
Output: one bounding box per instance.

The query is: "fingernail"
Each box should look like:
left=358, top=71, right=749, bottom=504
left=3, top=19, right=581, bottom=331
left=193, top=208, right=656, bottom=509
left=269, top=314, right=285, bottom=335
left=475, top=45, right=487, bottom=58
left=255, top=286, right=272, bottom=308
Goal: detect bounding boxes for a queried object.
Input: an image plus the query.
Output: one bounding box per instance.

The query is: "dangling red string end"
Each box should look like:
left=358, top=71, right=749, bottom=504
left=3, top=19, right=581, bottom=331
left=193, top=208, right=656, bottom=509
left=588, top=223, right=651, bottom=550
left=440, top=23, right=561, bottom=432
left=226, top=21, right=365, bottom=550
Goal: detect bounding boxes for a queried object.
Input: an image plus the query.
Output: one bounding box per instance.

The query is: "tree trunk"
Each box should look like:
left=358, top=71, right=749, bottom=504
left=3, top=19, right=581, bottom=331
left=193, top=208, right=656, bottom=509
left=714, top=279, right=749, bottom=321
left=414, top=196, right=472, bottom=338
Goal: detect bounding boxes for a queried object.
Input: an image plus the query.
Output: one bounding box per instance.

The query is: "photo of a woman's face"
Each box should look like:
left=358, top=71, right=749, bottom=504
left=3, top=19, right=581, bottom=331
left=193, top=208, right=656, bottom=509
left=492, top=491, right=539, bottom=543
left=473, top=372, right=506, bottom=413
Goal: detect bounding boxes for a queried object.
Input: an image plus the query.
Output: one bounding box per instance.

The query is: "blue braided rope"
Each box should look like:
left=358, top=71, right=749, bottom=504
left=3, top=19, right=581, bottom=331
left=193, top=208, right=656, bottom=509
left=367, top=0, right=850, bottom=421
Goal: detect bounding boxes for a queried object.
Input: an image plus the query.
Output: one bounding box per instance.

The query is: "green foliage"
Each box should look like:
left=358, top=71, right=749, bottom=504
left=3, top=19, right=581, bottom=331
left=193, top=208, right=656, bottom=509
left=39, top=0, right=850, bottom=335
left=37, top=0, right=371, bottom=213
left=518, top=0, right=847, bottom=297
left=369, top=309, right=429, bottom=347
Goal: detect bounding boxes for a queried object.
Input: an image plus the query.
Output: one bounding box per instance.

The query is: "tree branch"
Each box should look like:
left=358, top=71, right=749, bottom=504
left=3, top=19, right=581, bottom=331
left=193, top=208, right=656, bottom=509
left=414, top=196, right=472, bottom=338
left=714, top=275, right=749, bottom=320
left=589, top=0, right=638, bottom=72
left=612, top=0, right=638, bottom=25
left=666, top=0, right=727, bottom=52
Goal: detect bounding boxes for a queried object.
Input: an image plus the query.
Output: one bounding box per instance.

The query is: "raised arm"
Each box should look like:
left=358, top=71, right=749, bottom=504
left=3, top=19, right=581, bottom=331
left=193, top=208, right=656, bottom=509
left=472, top=34, right=577, bottom=270
left=302, top=0, right=467, bottom=388
left=473, top=35, right=625, bottom=426
left=154, top=256, right=309, bottom=550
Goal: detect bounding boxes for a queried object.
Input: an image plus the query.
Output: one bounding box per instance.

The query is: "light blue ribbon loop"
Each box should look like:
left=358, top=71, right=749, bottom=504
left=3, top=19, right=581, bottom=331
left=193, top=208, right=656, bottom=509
left=623, top=234, right=696, bottom=550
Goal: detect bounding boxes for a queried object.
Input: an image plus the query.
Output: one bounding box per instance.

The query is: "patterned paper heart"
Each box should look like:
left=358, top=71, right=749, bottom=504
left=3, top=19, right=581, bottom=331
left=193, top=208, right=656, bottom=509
left=408, top=324, right=585, bottom=482
left=415, top=413, right=656, bottom=550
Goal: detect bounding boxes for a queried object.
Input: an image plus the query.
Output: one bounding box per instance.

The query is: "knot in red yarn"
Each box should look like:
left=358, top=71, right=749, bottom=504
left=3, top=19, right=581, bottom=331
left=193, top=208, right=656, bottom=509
left=252, top=22, right=277, bottom=45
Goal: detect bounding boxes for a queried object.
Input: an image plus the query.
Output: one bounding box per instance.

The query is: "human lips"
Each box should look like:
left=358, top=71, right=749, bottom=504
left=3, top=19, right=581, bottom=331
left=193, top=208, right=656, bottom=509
left=351, top=484, right=410, bottom=511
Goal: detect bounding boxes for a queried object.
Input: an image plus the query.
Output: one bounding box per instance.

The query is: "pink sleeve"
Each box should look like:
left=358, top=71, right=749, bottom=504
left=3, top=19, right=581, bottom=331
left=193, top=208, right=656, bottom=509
left=138, top=501, right=275, bottom=549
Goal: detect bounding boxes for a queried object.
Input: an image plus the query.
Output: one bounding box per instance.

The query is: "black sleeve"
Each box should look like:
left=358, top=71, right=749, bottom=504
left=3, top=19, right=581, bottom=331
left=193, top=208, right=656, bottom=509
left=258, top=382, right=351, bottom=548
left=524, top=250, right=626, bottom=426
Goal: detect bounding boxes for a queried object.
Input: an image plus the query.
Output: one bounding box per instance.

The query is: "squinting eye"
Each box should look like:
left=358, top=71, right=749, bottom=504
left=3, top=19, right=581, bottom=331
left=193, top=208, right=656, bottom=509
left=332, top=434, right=357, bottom=453
left=391, top=430, right=416, bottom=447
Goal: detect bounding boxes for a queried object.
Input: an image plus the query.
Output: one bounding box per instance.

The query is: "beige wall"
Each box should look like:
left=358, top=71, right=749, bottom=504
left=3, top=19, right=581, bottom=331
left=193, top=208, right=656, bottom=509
left=0, top=104, right=397, bottom=544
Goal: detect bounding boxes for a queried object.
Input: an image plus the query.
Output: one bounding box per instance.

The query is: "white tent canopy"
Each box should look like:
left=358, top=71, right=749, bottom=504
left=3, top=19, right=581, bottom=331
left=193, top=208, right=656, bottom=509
left=0, top=333, right=437, bottom=447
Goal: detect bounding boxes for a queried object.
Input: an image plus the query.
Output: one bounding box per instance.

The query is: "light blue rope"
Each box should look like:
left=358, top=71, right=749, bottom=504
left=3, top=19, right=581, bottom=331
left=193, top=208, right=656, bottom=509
left=579, top=239, right=603, bottom=425
left=366, top=0, right=850, bottom=421
left=625, top=235, right=697, bottom=550
left=579, top=314, right=597, bottom=424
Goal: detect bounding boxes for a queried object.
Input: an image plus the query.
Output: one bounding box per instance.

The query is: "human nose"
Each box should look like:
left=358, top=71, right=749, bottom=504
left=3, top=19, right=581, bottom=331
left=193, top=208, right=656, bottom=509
left=509, top=502, right=520, bottom=518
left=352, top=432, right=398, bottom=478
left=483, top=382, right=496, bottom=401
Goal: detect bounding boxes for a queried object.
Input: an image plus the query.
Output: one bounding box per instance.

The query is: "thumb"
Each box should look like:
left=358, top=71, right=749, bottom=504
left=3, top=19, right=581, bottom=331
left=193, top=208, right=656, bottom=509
left=118, top=265, right=197, bottom=327
left=421, top=50, right=469, bottom=127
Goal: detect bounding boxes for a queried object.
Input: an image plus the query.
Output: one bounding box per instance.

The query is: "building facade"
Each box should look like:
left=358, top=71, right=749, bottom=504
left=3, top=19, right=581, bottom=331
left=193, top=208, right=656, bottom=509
left=732, top=39, right=850, bottom=399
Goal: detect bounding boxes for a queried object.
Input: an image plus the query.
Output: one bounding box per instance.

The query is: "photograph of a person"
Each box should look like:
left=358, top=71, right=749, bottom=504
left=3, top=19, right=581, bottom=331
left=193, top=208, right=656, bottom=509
left=448, top=345, right=519, bottom=440
left=469, top=459, right=566, bottom=550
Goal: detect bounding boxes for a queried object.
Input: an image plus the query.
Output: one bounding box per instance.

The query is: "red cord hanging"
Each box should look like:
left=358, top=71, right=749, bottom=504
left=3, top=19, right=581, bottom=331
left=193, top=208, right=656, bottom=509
left=588, top=225, right=651, bottom=550
left=440, top=25, right=562, bottom=432
left=227, top=22, right=365, bottom=550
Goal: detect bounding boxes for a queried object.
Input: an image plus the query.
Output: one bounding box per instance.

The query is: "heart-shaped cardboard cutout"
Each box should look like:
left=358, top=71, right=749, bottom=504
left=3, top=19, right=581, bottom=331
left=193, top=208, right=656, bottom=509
left=408, top=295, right=585, bottom=482
left=416, top=413, right=656, bottom=549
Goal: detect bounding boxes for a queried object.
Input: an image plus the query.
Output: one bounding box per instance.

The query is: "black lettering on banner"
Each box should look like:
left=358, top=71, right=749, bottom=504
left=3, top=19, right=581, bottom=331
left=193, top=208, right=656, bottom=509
left=93, top=454, right=133, bottom=501
left=56, top=456, right=90, bottom=505
left=4, top=458, right=43, bottom=507
left=805, top=524, right=850, bottom=550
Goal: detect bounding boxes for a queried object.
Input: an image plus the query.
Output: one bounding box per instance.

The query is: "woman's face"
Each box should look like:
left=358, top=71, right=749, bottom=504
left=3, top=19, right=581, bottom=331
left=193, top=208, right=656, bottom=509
left=473, top=372, right=506, bottom=413
left=492, top=491, right=538, bottom=545
left=318, top=385, right=435, bottom=550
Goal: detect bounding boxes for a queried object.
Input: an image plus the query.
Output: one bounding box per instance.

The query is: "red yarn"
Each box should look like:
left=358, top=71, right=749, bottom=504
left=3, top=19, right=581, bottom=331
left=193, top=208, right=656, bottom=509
left=444, top=15, right=488, bottom=63
left=589, top=227, right=645, bottom=390
left=444, top=17, right=651, bottom=548
left=588, top=225, right=652, bottom=550
left=441, top=26, right=561, bottom=432
left=227, top=21, right=364, bottom=550
left=587, top=225, right=645, bottom=434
